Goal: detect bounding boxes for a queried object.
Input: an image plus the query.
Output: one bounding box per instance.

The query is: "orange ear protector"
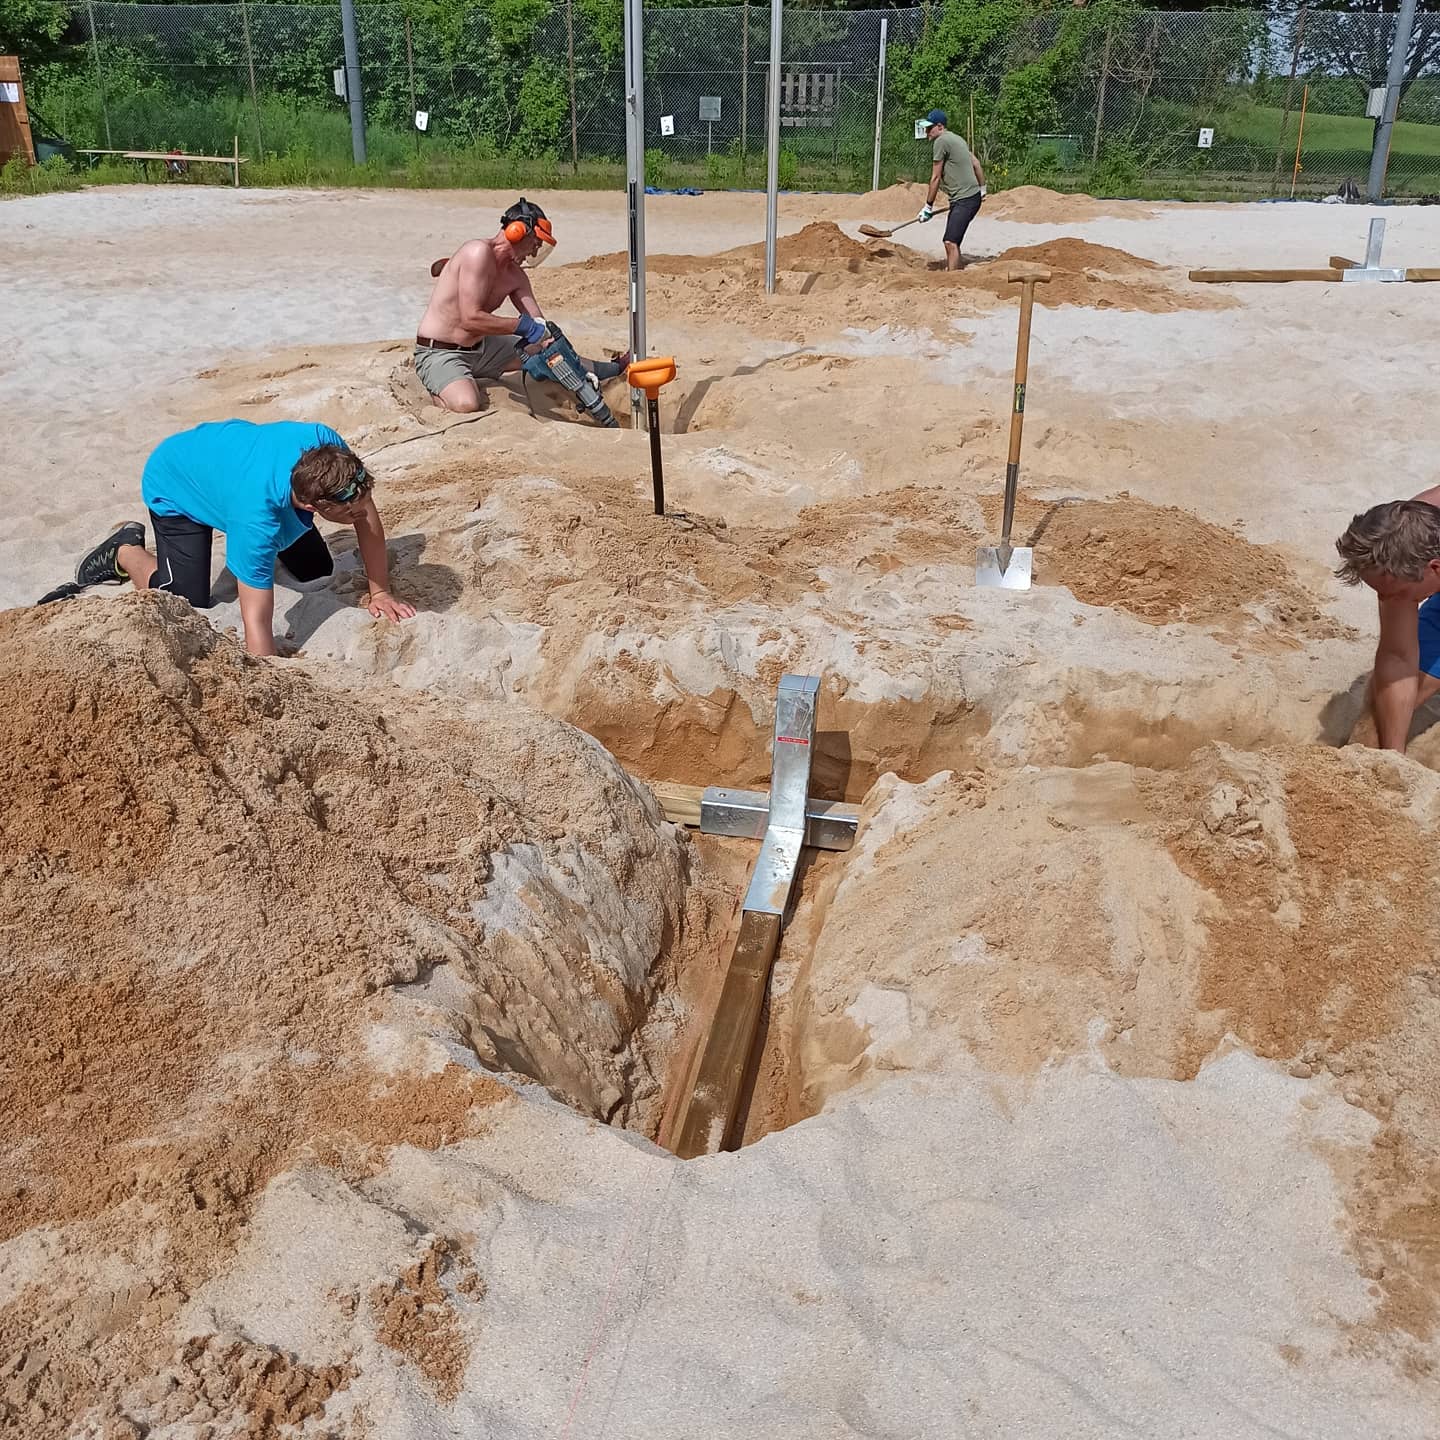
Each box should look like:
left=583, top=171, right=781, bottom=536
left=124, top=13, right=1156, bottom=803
left=502, top=203, right=555, bottom=248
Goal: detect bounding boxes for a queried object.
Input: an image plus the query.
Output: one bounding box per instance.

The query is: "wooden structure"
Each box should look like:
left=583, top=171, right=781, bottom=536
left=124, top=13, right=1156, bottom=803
left=1191, top=219, right=1439, bottom=286
left=79, top=135, right=247, bottom=187
left=0, top=56, right=37, bottom=168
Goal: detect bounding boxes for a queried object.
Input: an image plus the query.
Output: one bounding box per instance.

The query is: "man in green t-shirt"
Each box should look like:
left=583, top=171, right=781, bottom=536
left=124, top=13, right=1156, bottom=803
left=916, top=109, right=986, bottom=271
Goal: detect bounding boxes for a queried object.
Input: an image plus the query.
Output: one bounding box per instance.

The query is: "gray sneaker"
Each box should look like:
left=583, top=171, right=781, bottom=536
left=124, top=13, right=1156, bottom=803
left=75, top=521, right=145, bottom=588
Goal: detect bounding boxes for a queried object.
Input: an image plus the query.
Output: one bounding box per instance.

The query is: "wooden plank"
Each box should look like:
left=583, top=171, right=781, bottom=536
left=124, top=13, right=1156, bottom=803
left=0, top=55, right=37, bottom=168
left=667, top=909, right=782, bottom=1159
left=1405, top=268, right=1440, bottom=282
left=649, top=780, right=703, bottom=827
left=1189, top=268, right=1343, bottom=284
left=79, top=148, right=250, bottom=164
left=1329, top=256, right=1359, bottom=269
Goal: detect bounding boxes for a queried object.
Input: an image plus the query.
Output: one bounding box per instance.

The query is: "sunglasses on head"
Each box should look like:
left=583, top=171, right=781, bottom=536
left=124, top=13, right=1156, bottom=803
left=327, top=466, right=372, bottom=506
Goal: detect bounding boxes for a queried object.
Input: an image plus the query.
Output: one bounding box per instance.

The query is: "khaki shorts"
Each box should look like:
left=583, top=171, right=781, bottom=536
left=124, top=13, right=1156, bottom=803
left=413, top=335, right=523, bottom=397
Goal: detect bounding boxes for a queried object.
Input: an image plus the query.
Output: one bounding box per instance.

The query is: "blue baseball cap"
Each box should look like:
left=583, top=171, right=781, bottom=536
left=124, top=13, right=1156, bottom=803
left=925, top=109, right=947, bottom=128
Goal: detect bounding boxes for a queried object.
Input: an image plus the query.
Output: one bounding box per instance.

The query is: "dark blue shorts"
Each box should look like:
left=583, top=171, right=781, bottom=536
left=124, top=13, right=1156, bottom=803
left=1418, top=594, right=1440, bottom=677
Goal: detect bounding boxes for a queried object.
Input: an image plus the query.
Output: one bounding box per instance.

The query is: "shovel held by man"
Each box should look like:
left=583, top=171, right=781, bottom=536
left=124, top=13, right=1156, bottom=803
left=976, top=267, right=1051, bottom=590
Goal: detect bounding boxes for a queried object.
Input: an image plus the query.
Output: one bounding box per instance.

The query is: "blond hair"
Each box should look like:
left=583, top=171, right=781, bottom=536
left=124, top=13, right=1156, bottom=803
left=1335, top=500, right=1440, bottom=585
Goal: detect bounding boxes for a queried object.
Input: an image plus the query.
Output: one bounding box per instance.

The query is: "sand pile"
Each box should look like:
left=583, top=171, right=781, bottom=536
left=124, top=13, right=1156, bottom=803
left=0, top=596, right=719, bottom=1436
left=982, top=184, right=1158, bottom=223
left=1028, top=494, right=1352, bottom=638
left=795, top=743, right=1440, bottom=1361
left=545, top=222, right=1228, bottom=334
left=850, top=181, right=1156, bottom=225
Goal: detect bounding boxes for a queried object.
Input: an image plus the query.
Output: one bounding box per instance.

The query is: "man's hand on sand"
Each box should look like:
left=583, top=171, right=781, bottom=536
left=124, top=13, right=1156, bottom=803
left=366, top=590, right=417, bottom=623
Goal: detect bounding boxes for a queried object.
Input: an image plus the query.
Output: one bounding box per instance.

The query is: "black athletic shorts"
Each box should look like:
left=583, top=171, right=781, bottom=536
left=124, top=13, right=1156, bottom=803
left=944, top=191, right=983, bottom=248
left=147, top=509, right=333, bottom=608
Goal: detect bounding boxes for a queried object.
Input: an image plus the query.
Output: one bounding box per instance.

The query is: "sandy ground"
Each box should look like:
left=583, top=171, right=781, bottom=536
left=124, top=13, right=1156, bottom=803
left=3, top=183, right=1440, bottom=1437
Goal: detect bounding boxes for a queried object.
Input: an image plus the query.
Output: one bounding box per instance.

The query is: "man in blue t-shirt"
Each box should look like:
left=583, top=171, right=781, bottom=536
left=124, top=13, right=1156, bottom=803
left=73, top=419, right=416, bottom=657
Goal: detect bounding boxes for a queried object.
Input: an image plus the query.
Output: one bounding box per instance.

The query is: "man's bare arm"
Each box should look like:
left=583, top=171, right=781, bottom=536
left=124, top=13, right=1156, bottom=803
left=455, top=246, right=529, bottom=336
left=926, top=158, right=944, bottom=209
left=1412, top=484, right=1440, bottom=506
left=508, top=267, right=544, bottom=321
left=1372, top=596, right=1422, bottom=752
left=236, top=581, right=278, bottom=658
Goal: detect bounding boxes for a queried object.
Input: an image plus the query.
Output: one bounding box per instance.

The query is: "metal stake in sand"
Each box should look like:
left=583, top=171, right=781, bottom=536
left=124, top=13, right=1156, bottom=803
left=624, top=0, right=648, bottom=428
left=627, top=356, right=677, bottom=514
left=763, top=0, right=783, bottom=295
left=665, top=674, right=858, bottom=1159
left=977, top=267, right=1051, bottom=591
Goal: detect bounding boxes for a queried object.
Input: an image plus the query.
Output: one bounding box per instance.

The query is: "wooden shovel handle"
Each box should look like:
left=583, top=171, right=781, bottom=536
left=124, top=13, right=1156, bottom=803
left=1006, top=270, right=1050, bottom=467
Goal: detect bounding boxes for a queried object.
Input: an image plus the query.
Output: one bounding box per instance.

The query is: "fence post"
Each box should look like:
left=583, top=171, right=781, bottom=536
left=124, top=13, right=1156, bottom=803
left=1091, top=18, right=1113, bottom=171
left=871, top=16, right=888, bottom=192
left=741, top=0, right=750, bottom=175
left=1368, top=0, right=1419, bottom=201
left=240, top=0, right=264, bottom=160
left=764, top=0, right=782, bottom=295
left=1271, top=2, right=1308, bottom=194
left=624, top=0, right=646, bottom=427
left=339, top=0, right=366, bottom=165
left=405, top=17, right=418, bottom=158
left=83, top=0, right=113, bottom=149
left=566, top=0, right=579, bottom=172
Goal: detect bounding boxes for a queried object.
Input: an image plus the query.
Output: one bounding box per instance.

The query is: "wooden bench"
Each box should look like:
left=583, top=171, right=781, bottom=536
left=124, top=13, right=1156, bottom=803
left=79, top=135, right=248, bottom=187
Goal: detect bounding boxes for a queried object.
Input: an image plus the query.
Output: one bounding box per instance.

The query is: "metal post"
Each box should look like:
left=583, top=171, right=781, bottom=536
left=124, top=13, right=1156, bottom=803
left=339, top=0, right=366, bottom=166
left=624, top=0, right=647, bottom=428
left=764, top=0, right=782, bottom=295
left=84, top=0, right=113, bottom=149
left=405, top=16, right=418, bottom=158
left=871, top=16, right=888, bottom=193
left=566, top=0, right=579, bottom=172
left=1271, top=2, right=1308, bottom=192
left=1368, top=0, right=1419, bottom=202
left=240, top=0, right=264, bottom=160
left=741, top=0, right=750, bottom=174
left=1091, top=18, right=1113, bottom=170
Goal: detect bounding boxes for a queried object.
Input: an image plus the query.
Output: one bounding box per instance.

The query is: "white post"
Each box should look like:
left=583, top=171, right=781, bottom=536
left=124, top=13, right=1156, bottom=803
left=871, top=16, right=888, bottom=193
left=624, top=0, right=647, bottom=427
left=764, top=0, right=783, bottom=295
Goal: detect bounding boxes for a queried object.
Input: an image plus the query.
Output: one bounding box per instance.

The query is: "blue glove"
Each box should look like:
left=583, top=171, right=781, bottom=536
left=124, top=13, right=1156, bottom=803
left=515, top=314, right=547, bottom=346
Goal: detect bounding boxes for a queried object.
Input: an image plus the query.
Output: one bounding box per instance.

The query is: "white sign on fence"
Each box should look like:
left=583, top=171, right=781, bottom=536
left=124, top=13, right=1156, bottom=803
left=333, top=68, right=347, bottom=100
left=699, top=96, right=721, bottom=122
left=1367, top=86, right=1387, bottom=119
left=0, top=83, right=19, bottom=104
left=1197, top=127, right=1214, bottom=149
left=914, top=118, right=930, bottom=141
left=660, top=114, right=675, bottom=137
left=415, top=110, right=429, bottom=132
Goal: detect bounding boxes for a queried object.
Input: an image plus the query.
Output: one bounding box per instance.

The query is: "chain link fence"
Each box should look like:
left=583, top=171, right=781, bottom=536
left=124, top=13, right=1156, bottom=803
left=19, top=4, right=1440, bottom=198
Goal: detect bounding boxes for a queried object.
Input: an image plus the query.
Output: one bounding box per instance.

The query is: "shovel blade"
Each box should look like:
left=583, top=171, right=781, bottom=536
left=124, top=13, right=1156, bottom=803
left=975, top=544, right=1033, bottom=590
left=858, top=223, right=892, bottom=238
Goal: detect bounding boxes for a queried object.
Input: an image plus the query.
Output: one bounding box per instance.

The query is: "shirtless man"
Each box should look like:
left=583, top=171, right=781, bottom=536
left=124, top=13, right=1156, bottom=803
left=413, top=197, right=626, bottom=414
left=1335, top=491, right=1440, bottom=752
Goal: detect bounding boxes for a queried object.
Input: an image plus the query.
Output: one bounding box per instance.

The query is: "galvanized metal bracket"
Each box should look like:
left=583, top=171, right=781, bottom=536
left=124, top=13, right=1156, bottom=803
left=742, top=674, right=821, bottom=916
left=700, top=787, right=859, bottom=852
left=1341, top=218, right=1406, bottom=283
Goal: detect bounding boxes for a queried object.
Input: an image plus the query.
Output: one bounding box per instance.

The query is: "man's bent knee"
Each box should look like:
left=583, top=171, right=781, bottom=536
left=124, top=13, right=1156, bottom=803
left=436, top=380, right=484, bottom=414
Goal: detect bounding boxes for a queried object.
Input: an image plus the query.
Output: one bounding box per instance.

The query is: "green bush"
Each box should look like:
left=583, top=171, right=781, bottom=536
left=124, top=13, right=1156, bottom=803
left=0, top=153, right=83, bottom=196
